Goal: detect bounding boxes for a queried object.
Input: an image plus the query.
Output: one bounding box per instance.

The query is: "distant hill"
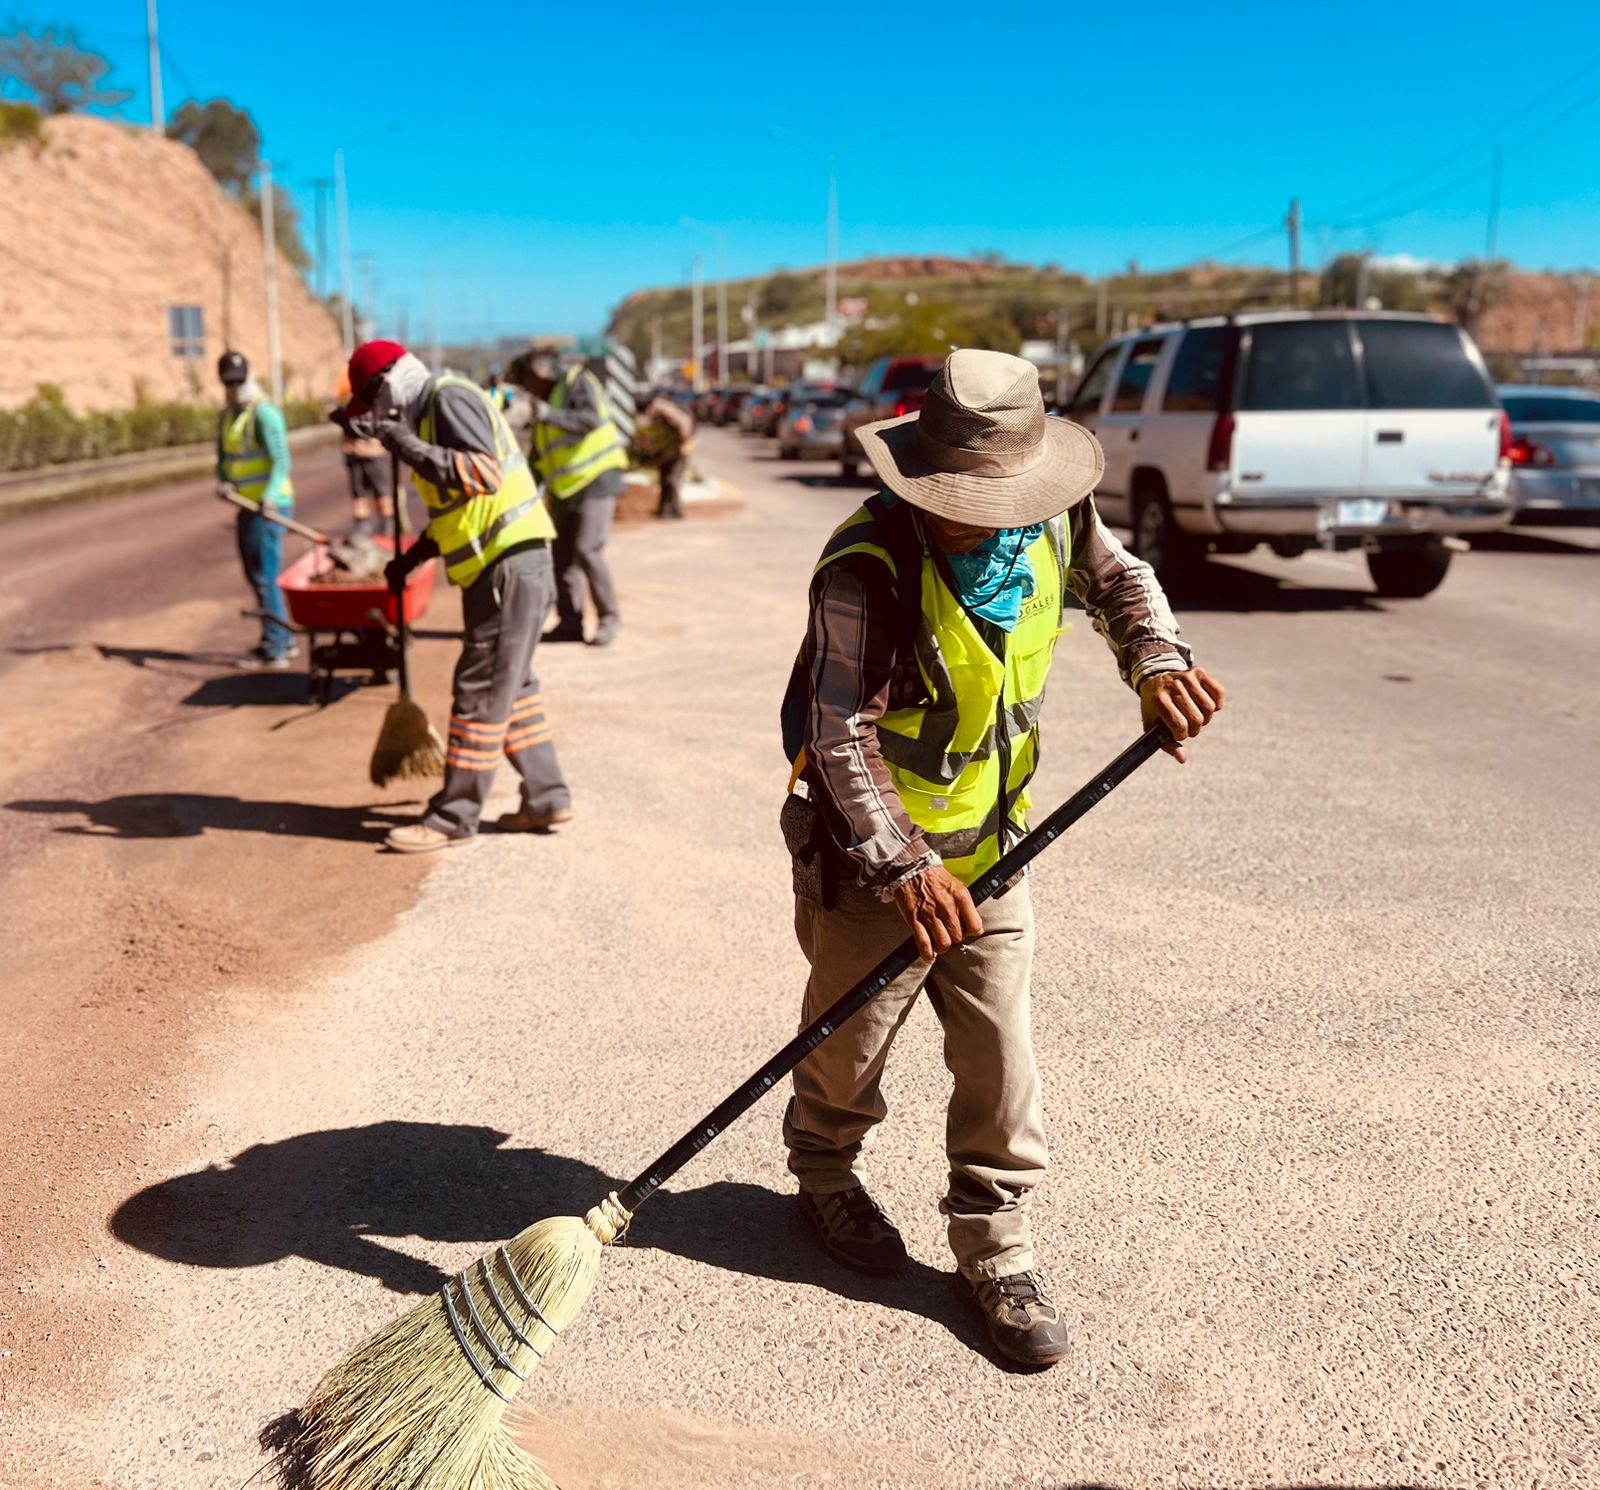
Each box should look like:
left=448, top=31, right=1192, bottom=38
left=0, top=114, right=344, bottom=411
left=607, top=251, right=1596, bottom=373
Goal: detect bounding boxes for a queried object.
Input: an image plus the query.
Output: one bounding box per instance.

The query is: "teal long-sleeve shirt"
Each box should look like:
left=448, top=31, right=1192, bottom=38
left=217, top=399, right=293, bottom=512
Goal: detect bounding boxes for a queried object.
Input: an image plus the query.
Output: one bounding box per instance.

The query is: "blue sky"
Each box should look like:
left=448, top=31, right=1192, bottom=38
left=37, top=0, right=1600, bottom=340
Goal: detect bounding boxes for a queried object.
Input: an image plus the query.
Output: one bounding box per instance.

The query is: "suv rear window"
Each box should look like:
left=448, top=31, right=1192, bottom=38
left=1240, top=321, right=1362, bottom=411
left=1162, top=326, right=1236, bottom=413
left=1357, top=320, right=1492, bottom=409
left=1501, top=394, right=1600, bottom=424
left=1111, top=338, right=1164, bottom=412
left=884, top=362, right=940, bottom=393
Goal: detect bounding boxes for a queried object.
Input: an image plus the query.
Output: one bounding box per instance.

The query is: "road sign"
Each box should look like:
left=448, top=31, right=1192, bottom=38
left=838, top=296, right=868, bottom=320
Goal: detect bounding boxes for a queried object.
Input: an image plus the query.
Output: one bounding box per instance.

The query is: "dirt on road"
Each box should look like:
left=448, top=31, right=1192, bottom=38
left=4, top=431, right=1598, bottom=1490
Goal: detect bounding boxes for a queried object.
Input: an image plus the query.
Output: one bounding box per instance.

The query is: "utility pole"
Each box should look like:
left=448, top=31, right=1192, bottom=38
left=1574, top=273, right=1589, bottom=349
left=308, top=177, right=332, bottom=300
left=259, top=162, right=283, bottom=403
left=1485, top=145, right=1503, bottom=262
left=651, top=313, right=662, bottom=382
left=716, top=273, right=729, bottom=389
left=1355, top=250, right=1372, bottom=309
left=691, top=255, right=704, bottom=392
left=221, top=243, right=233, bottom=347
left=146, top=0, right=163, bottom=131
left=1095, top=279, right=1107, bottom=336
left=1285, top=197, right=1302, bottom=307
left=357, top=255, right=376, bottom=341
left=427, top=262, right=441, bottom=371
left=825, top=170, right=839, bottom=337
left=334, top=148, right=355, bottom=352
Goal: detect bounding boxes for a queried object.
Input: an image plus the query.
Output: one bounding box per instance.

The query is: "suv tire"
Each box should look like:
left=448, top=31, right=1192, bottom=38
left=1366, top=541, right=1452, bottom=598
left=840, top=458, right=860, bottom=481
left=1130, top=477, right=1200, bottom=589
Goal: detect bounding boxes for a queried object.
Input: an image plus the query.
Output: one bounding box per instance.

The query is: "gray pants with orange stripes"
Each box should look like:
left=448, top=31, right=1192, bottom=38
left=423, top=542, right=571, bottom=837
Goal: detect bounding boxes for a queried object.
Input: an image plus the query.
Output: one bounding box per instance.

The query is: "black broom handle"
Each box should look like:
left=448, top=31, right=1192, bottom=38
left=389, top=451, right=411, bottom=697
left=617, top=723, right=1171, bottom=1213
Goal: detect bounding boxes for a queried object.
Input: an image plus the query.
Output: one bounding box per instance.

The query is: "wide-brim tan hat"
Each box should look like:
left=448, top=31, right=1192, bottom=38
left=856, top=348, right=1104, bottom=527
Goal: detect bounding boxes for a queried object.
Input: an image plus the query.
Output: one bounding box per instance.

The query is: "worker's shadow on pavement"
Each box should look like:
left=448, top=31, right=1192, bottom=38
left=110, top=1121, right=987, bottom=1354
left=7, top=793, right=414, bottom=842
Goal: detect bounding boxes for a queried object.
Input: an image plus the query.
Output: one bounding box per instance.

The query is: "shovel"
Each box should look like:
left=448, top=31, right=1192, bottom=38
left=215, top=485, right=385, bottom=580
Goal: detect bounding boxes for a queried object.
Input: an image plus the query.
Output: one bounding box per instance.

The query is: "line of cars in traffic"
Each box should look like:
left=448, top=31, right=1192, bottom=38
left=668, top=318, right=1597, bottom=599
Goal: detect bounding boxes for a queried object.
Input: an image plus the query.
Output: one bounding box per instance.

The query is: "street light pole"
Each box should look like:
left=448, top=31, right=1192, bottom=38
left=335, top=147, right=354, bottom=352
left=146, top=0, right=163, bottom=131
left=259, top=161, right=283, bottom=403
left=826, top=166, right=838, bottom=334
left=691, top=255, right=705, bottom=392
left=715, top=232, right=729, bottom=390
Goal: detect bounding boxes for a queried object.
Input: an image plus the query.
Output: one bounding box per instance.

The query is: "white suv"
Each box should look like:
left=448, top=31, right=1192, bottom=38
left=1061, top=311, right=1513, bottom=597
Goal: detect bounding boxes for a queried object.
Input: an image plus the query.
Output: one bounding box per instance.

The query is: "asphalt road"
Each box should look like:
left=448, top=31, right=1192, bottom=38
left=3, top=429, right=1597, bottom=1490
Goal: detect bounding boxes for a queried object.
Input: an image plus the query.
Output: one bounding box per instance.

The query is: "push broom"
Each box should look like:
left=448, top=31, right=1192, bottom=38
left=267, top=723, right=1173, bottom=1490
left=368, top=452, right=445, bottom=787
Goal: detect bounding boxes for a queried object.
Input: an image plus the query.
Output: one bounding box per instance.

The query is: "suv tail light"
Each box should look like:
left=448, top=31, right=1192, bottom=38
left=1509, top=436, right=1556, bottom=468
left=1206, top=412, right=1234, bottom=473
left=893, top=400, right=909, bottom=418
left=1498, top=409, right=1513, bottom=463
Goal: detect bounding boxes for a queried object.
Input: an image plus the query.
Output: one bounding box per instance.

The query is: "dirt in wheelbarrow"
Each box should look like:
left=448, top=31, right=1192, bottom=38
left=0, top=450, right=460, bottom=1451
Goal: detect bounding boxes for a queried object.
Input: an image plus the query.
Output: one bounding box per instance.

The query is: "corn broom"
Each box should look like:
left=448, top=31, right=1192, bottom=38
left=369, top=454, right=445, bottom=788
left=267, top=726, right=1171, bottom=1490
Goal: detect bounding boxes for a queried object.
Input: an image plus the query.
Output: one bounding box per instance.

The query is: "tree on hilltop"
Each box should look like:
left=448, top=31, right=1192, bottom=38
left=0, top=22, right=130, bottom=113
left=167, top=97, right=308, bottom=270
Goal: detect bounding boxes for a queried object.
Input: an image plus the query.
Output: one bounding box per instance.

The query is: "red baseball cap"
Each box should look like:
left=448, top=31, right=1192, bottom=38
left=344, top=339, right=409, bottom=417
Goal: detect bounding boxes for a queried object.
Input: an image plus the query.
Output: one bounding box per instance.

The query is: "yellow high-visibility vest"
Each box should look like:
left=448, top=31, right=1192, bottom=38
left=219, top=403, right=294, bottom=507
left=806, top=497, right=1068, bottom=885
left=413, top=374, right=555, bottom=589
left=532, top=366, right=628, bottom=501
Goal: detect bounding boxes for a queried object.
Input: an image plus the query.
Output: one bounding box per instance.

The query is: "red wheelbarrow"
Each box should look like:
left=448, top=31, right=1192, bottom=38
left=279, top=537, right=438, bottom=705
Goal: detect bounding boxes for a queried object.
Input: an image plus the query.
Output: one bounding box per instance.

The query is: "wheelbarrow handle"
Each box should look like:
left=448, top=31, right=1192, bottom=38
left=216, top=485, right=332, bottom=545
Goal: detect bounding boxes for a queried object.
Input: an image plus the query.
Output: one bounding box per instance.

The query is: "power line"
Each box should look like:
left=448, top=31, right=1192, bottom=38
left=1326, top=72, right=1600, bottom=234
left=1322, top=52, right=1600, bottom=224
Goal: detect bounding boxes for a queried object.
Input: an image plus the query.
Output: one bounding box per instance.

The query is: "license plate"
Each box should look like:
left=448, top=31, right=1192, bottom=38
left=1335, top=498, right=1390, bottom=528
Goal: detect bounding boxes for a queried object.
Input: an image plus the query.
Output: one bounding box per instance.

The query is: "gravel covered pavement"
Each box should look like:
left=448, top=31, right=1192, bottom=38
left=4, top=428, right=1597, bottom=1490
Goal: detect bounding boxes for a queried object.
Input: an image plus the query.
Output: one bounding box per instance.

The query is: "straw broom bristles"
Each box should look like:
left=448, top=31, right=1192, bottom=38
left=369, top=697, right=446, bottom=788
left=265, top=1198, right=631, bottom=1490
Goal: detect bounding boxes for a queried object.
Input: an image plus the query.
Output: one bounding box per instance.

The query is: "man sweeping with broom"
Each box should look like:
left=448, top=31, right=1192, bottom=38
left=780, top=349, right=1224, bottom=1366
left=335, top=339, right=574, bottom=853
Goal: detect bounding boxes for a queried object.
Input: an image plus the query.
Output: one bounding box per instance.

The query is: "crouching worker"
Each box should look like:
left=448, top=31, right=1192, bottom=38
left=779, top=350, right=1223, bottom=1366
left=335, top=339, right=574, bottom=853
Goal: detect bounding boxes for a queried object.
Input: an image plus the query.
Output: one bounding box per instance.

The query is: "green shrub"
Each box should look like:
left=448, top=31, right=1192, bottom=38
left=0, top=101, right=46, bottom=149
left=0, top=385, right=331, bottom=471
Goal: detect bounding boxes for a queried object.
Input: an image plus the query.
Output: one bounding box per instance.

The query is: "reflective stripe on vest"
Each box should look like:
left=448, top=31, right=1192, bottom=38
left=414, top=374, right=556, bottom=588
left=532, top=367, right=628, bottom=500
left=811, top=501, right=1068, bottom=885
left=219, top=403, right=294, bottom=507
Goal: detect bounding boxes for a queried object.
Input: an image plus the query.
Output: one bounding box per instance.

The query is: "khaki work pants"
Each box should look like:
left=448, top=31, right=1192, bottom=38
left=782, top=874, right=1046, bottom=1280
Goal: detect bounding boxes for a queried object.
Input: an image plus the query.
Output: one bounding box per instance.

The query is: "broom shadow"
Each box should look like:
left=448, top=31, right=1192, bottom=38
left=110, top=1121, right=981, bottom=1349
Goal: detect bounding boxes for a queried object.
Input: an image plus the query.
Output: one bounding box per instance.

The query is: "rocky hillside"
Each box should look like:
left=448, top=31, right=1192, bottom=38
left=0, top=114, right=344, bottom=411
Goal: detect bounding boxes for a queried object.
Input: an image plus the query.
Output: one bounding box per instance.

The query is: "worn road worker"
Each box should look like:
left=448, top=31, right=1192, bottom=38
left=779, top=349, right=1224, bottom=1366
left=336, top=339, right=574, bottom=853
left=509, top=347, right=628, bottom=646
left=216, top=350, right=298, bottom=671
left=638, top=392, right=695, bottom=519
left=334, top=364, right=394, bottom=539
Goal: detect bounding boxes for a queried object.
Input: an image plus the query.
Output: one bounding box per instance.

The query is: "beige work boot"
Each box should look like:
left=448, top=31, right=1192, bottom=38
left=384, top=823, right=475, bottom=854
left=953, top=1269, right=1072, bottom=1368
left=495, top=806, right=574, bottom=833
